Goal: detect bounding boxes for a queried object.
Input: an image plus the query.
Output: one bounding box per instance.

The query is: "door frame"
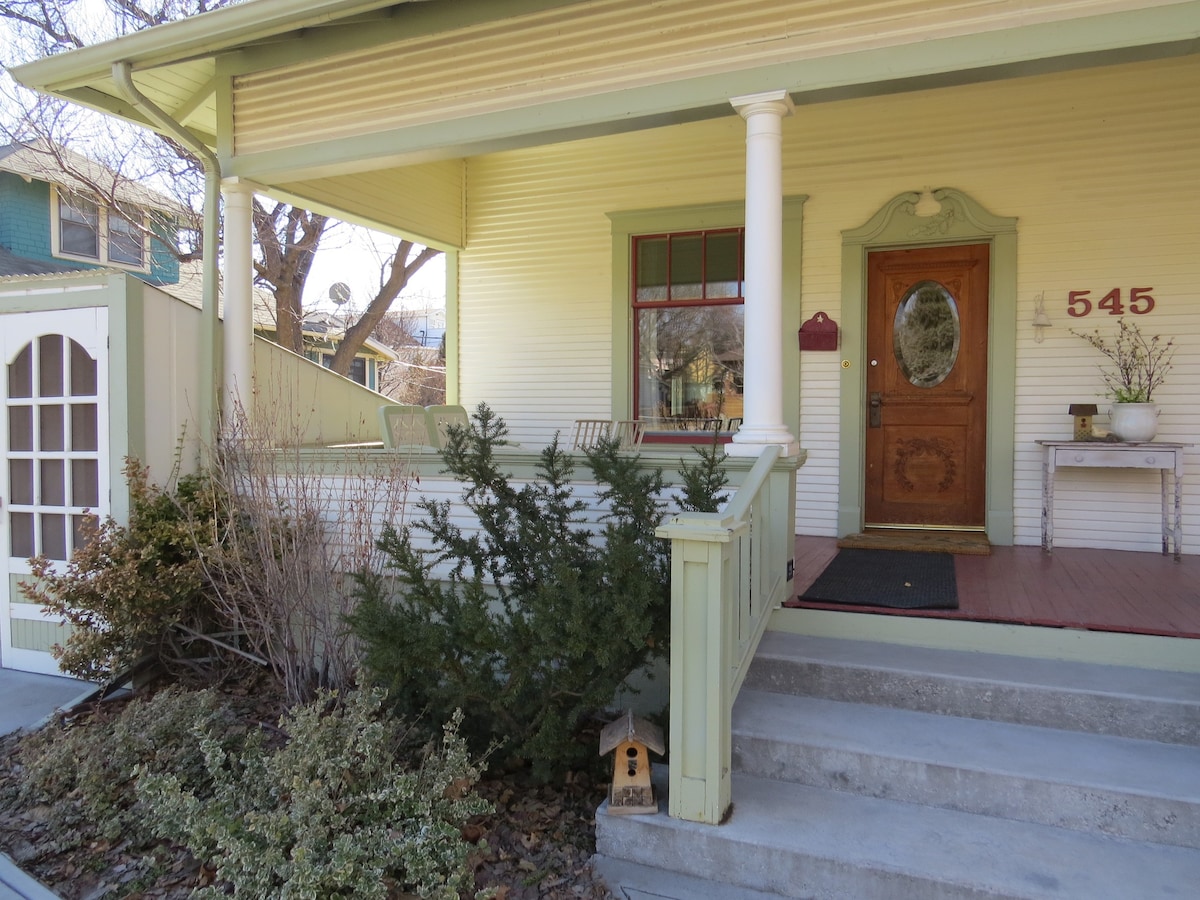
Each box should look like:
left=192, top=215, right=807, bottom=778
left=838, top=188, right=1017, bottom=544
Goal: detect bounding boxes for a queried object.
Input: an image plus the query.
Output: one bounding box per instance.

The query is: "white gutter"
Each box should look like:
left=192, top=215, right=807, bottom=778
left=112, top=60, right=222, bottom=453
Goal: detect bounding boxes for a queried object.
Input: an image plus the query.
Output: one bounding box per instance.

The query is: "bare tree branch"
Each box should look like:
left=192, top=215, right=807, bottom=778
left=328, top=241, right=440, bottom=377
left=2, top=0, right=444, bottom=396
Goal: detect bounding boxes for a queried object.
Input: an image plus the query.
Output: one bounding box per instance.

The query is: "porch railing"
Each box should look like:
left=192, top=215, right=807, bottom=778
left=656, top=444, right=798, bottom=824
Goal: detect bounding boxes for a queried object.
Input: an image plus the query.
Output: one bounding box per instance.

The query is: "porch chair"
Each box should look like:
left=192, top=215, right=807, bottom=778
left=425, top=404, right=470, bottom=449
left=571, top=418, right=613, bottom=450
left=379, top=404, right=435, bottom=449
left=612, top=419, right=646, bottom=449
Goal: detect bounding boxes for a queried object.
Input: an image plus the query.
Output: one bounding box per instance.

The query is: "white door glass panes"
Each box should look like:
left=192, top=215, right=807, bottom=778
left=6, top=335, right=103, bottom=563
left=3, top=309, right=107, bottom=674
left=70, top=341, right=97, bottom=396
left=39, top=406, right=65, bottom=452
left=7, top=345, right=33, bottom=398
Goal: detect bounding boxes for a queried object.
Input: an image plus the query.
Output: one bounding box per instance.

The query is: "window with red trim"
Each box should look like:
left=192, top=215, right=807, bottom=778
left=632, top=228, right=745, bottom=440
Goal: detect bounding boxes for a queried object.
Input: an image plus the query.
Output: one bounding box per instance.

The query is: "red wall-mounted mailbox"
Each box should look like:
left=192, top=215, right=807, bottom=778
left=798, top=311, right=838, bottom=351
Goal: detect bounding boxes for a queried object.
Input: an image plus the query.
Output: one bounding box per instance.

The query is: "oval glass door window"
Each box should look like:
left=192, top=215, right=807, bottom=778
left=893, top=280, right=960, bottom=388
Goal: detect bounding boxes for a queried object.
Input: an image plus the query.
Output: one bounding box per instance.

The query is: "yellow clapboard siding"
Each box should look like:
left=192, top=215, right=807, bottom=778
left=232, top=0, right=1172, bottom=155
left=280, top=159, right=465, bottom=248
left=459, top=55, right=1198, bottom=551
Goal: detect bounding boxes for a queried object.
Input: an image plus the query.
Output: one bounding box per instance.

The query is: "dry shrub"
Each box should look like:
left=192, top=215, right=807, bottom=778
left=194, top=400, right=414, bottom=702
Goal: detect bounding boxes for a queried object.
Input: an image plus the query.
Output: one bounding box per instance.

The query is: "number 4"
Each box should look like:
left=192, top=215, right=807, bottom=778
left=1097, top=289, right=1124, bottom=315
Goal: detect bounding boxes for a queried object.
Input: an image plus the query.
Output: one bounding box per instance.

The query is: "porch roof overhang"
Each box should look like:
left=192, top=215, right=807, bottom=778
left=11, top=0, right=1200, bottom=233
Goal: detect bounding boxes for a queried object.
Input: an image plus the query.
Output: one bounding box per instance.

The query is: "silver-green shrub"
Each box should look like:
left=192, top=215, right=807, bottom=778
left=136, top=688, right=492, bottom=899
left=17, top=686, right=232, bottom=842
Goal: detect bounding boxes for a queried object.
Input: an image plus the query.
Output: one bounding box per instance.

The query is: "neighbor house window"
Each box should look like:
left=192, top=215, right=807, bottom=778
left=58, top=194, right=100, bottom=259
left=319, top=352, right=371, bottom=388
left=53, top=188, right=148, bottom=270
left=107, top=212, right=145, bottom=267
left=632, top=228, right=745, bottom=437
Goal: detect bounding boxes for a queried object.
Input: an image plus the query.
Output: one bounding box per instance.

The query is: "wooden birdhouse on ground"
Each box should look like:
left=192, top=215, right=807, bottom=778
left=599, top=710, right=665, bottom=816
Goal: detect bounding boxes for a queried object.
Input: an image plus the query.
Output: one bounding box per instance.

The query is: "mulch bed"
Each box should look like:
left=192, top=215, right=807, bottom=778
left=0, top=686, right=615, bottom=899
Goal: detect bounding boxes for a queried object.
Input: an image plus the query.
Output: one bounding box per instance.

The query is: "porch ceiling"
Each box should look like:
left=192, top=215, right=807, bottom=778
left=11, top=0, right=1200, bottom=230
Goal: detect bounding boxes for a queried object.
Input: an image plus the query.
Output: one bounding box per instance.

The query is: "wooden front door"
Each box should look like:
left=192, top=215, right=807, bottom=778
left=865, top=244, right=989, bottom=529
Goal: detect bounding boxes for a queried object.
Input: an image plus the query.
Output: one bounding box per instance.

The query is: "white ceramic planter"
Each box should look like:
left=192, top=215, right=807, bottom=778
left=1109, top=402, right=1159, bottom=442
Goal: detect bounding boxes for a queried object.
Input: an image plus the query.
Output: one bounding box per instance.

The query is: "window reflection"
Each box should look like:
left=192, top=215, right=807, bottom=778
left=894, top=280, right=960, bottom=388
left=636, top=305, right=744, bottom=426
left=633, top=228, right=745, bottom=435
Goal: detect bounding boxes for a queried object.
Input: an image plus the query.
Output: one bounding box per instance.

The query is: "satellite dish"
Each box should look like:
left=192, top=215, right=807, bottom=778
left=328, top=282, right=351, bottom=306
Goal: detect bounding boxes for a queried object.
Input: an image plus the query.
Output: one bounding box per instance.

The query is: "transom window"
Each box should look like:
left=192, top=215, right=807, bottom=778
left=632, top=228, right=745, bottom=438
left=53, top=188, right=148, bottom=270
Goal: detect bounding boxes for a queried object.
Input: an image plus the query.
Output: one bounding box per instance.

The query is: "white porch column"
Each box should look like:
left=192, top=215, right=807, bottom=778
left=221, top=178, right=255, bottom=431
left=727, top=90, right=798, bottom=457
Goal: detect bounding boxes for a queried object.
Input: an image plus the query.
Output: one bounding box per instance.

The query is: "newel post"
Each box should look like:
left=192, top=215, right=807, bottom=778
left=655, top=511, right=738, bottom=824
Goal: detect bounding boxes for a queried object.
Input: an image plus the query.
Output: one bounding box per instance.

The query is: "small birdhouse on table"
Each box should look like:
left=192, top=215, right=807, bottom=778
left=1068, top=403, right=1098, bottom=441
left=599, top=710, right=665, bottom=816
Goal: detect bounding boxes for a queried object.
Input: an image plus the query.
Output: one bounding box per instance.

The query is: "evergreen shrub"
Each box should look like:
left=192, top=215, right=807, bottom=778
left=350, top=403, right=727, bottom=777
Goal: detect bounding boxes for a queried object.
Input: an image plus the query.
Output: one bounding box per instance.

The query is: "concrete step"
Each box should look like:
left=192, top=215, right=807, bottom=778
left=592, top=855, right=786, bottom=900
left=594, top=771, right=1200, bottom=900
left=733, top=688, right=1200, bottom=849
left=744, top=632, right=1200, bottom=745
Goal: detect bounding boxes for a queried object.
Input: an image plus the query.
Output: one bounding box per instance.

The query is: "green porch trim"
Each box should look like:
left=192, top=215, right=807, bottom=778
left=277, top=443, right=798, bottom=487
left=838, top=188, right=1018, bottom=545
left=658, top=448, right=800, bottom=823
left=608, top=197, right=806, bottom=437
left=772, top=608, right=1200, bottom=675
left=444, top=249, right=460, bottom=403
left=116, top=274, right=145, bottom=506
left=217, top=3, right=1200, bottom=184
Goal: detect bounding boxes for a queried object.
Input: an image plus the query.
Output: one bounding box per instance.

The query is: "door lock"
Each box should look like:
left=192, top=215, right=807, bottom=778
left=869, top=392, right=882, bottom=428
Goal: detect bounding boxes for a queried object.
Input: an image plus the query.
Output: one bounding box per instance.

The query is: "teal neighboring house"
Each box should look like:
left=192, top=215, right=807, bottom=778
left=0, top=140, right=182, bottom=285
left=0, top=143, right=392, bottom=676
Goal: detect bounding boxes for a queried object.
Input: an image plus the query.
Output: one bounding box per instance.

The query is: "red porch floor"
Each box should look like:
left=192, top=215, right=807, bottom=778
left=790, top=536, right=1200, bottom=640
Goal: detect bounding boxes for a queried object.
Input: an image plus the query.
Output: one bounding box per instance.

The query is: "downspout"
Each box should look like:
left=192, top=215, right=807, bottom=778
left=112, top=60, right=222, bottom=455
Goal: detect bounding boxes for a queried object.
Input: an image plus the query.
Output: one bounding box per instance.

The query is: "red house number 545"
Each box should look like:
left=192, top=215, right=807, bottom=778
left=1066, top=287, right=1155, bottom=317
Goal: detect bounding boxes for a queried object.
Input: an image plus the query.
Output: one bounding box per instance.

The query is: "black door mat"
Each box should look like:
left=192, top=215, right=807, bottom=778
left=796, top=548, right=959, bottom=610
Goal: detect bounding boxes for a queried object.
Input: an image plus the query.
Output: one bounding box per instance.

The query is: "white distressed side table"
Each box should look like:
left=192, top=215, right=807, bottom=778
left=1037, top=441, right=1190, bottom=560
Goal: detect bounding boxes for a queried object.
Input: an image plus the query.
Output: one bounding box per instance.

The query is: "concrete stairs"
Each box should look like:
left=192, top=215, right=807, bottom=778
left=595, top=632, right=1200, bottom=899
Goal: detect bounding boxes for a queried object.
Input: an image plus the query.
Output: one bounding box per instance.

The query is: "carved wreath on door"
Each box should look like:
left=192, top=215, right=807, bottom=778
left=893, top=437, right=957, bottom=492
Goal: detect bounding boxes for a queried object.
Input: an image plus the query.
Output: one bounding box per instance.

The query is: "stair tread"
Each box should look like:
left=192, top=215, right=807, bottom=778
left=733, top=689, right=1200, bottom=800
left=756, top=632, right=1200, bottom=702
left=599, top=773, right=1200, bottom=899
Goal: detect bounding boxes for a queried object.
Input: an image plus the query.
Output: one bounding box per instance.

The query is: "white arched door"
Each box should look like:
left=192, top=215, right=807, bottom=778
left=1, top=308, right=108, bottom=674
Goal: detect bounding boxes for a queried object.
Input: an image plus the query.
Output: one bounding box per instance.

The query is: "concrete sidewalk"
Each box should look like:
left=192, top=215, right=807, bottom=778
left=0, top=668, right=91, bottom=736
left=1, top=667, right=92, bottom=900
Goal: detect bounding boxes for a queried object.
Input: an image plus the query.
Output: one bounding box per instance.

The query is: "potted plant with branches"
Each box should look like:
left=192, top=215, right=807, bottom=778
left=1073, top=318, right=1176, bottom=441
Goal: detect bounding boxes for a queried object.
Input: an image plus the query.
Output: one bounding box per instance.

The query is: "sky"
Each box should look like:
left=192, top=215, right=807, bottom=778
left=302, top=222, right=447, bottom=315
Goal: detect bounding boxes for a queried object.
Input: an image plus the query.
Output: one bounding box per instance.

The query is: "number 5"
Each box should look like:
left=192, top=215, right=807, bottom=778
left=1067, top=291, right=1092, bottom=317
left=1129, top=287, right=1155, bottom=314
